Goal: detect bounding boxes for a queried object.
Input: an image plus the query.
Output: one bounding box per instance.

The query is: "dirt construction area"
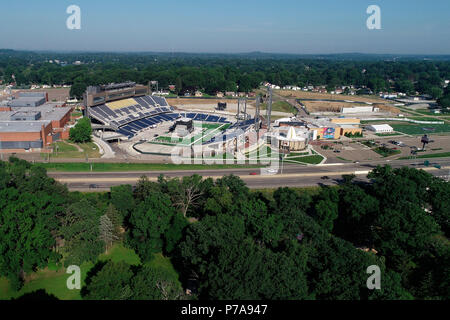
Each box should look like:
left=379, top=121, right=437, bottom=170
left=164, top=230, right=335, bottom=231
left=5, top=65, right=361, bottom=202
left=275, top=90, right=389, bottom=104
left=167, top=98, right=293, bottom=117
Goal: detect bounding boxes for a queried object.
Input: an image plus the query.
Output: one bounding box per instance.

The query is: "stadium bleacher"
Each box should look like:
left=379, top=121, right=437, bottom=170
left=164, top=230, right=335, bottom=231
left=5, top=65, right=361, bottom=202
left=90, top=95, right=233, bottom=139
left=89, top=95, right=171, bottom=128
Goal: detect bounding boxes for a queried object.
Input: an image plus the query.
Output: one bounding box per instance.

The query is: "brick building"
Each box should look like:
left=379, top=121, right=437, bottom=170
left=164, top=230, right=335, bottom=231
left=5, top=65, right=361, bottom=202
left=0, top=99, right=73, bottom=152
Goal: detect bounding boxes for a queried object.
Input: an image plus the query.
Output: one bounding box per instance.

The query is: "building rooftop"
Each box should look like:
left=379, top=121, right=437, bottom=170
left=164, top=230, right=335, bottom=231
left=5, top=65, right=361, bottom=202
left=368, top=124, right=394, bottom=130
left=0, top=120, right=50, bottom=133
left=0, top=103, right=71, bottom=122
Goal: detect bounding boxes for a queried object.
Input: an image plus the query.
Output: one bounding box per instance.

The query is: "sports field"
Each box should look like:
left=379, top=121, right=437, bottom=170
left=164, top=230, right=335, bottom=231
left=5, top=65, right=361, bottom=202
left=152, top=122, right=228, bottom=146
left=391, top=123, right=450, bottom=135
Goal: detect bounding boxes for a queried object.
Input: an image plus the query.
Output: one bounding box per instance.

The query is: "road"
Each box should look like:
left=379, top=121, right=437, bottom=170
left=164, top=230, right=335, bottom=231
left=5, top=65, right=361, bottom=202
left=48, top=158, right=450, bottom=191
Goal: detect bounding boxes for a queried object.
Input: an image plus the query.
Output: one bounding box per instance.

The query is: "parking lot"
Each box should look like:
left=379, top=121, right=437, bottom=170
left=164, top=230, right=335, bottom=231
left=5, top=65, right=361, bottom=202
left=316, top=135, right=450, bottom=163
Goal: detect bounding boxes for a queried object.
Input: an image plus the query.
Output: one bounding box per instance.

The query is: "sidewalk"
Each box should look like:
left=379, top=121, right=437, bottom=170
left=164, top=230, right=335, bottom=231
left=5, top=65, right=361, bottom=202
left=92, top=136, right=116, bottom=159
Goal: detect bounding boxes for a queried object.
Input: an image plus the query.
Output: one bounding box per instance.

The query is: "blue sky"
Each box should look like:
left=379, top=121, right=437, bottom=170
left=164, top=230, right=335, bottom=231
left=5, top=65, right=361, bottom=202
left=1, top=0, right=449, bottom=54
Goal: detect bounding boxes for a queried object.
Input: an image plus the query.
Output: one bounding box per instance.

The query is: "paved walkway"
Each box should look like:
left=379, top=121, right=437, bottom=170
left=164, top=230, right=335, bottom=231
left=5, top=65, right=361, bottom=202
left=92, top=136, right=116, bottom=159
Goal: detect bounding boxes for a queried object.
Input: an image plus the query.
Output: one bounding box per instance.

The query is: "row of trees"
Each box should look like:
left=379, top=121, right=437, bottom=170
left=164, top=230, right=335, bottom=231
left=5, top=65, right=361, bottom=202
left=0, top=157, right=448, bottom=299
left=1, top=50, right=449, bottom=99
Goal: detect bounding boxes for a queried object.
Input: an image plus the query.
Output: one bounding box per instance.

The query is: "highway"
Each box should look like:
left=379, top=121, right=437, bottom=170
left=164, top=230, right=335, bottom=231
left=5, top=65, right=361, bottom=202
left=47, top=158, right=450, bottom=191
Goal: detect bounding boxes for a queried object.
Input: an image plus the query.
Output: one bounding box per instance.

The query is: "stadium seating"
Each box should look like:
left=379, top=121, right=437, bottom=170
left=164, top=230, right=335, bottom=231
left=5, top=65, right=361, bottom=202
left=90, top=94, right=233, bottom=139
left=89, top=95, right=172, bottom=128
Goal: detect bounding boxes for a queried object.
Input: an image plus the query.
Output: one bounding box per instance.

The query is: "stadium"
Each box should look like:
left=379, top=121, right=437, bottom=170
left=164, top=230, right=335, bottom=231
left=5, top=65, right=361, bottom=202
left=84, top=82, right=261, bottom=158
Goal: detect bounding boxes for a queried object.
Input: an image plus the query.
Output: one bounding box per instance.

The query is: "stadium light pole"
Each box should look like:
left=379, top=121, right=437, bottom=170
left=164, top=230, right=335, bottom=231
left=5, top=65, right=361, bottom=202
left=267, top=87, right=272, bottom=132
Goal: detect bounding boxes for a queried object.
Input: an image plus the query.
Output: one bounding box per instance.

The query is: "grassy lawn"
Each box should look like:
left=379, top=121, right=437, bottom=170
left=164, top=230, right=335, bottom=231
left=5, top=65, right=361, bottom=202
left=391, top=124, right=450, bottom=135
left=408, top=116, right=444, bottom=122
left=262, top=101, right=297, bottom=114
left=0, top=243, right=177, bottom=300
left=44, top=141, right=101, bottom=159
left=99, top=243, right=141, bottom=266
left=38, top=162, right=263, bottom=172
left=286, top=152, right=310, bottom=157
left=284, top=155, right=324, bottom=164
left=373, top=146, right=402, bottom=157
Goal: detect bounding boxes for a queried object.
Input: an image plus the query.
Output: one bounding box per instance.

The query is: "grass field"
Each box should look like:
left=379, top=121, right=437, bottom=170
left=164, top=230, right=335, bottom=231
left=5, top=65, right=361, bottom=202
left=0, top=244, right=177, bottom=300
left=153, top=122, right=226, bottom=146
left=38, top=162, right=262, bottom=172
left=391, top=124, right=450, bottom=135
left=261, top=101, right=297, bottom=114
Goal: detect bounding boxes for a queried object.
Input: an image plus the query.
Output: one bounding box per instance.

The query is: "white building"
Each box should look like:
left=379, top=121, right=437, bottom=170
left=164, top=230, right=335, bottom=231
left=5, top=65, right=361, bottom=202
left=342, top=106, right=376, bottom=114
left=367, top=124, right=394, bottom=134
left=271, top=126, right=308, bottom=151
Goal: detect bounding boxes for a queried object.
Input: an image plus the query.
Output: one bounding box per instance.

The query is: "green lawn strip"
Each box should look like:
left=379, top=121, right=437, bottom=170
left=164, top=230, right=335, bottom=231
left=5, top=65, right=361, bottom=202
left=375, top=133, right=402, bottom=137
left=398, top=152, right=450, bottom=160
left=284, top=155, right=324, bottom=165
left=286, top=152, right=310, bottom=158
left=38, top=162, right=263, bottom=172
left=406, top=116, right=443, bottom=121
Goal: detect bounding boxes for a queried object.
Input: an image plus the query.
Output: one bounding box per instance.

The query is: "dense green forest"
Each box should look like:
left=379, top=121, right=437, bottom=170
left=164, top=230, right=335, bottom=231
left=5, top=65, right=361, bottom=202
left=1, top=50, right=449, bottom=99
left=0, top=157, right=448, bottom=300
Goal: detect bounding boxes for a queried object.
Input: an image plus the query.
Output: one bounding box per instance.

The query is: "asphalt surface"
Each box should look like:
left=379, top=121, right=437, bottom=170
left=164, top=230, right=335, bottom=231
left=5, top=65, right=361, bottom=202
left=48, top=158, right=450, bottom=191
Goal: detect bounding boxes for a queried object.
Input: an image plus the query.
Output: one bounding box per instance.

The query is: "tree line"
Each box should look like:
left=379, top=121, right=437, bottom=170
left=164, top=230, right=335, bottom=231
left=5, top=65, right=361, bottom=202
left=0, top=158, right=448, bottom=299
left=0, top=50, right=449, bottom=100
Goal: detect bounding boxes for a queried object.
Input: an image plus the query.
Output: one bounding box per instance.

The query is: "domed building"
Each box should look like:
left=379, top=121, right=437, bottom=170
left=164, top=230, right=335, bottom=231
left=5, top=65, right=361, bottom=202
left=271, top=126, right=309, bottom=152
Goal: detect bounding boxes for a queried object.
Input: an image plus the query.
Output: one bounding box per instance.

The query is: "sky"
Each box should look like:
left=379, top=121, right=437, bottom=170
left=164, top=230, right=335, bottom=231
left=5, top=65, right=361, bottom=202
left=0, top=0, right=449, bottom=54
